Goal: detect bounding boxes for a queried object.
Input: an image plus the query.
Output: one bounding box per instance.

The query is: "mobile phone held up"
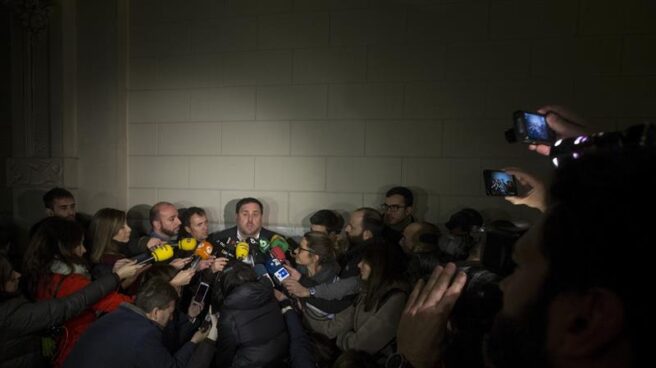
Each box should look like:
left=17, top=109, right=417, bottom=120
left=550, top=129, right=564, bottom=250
left=193, top=282, right=210, bottom=305
left=483, top=170, right=518, bottom=197
left=506, top=111, right=555, bottom=144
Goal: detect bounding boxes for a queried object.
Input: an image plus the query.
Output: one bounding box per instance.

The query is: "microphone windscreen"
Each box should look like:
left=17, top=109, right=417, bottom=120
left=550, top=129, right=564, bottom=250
left=270, top=247, right=286, bottom=262
left=195, top=241, right=214, bottom=260
left=270, top=235, right=289, bottom=252
left=254, top=264, right=268, bottom=277
left=258, top=238, right=270, bottom=253
left=235, top=242, right=249, bottom=260
left=254, top=264, right=275, bottom=287
left=152, top=244, right=175, bottom=262
left=178, top=238, right=198, bottom=251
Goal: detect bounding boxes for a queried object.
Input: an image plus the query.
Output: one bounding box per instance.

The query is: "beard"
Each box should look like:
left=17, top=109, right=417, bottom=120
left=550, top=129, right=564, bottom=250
left=347, top=233, right=368, bottom=249
left=161, top=226, right=178, bottom=237
left=484, top=294, right=550, bottom=368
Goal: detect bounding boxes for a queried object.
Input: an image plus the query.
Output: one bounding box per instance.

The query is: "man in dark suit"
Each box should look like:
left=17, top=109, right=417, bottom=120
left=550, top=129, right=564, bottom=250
left=208, top=197, right=282, bottom=245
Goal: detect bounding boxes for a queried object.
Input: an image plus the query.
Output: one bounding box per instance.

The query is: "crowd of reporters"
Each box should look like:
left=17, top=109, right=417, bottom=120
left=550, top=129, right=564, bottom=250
left=1, top=105, right=652, bottom=368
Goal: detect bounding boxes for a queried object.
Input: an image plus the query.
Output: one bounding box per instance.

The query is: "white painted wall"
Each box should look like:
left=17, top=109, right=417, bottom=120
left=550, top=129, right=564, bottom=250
left=123, top=0, right=656, bottom=233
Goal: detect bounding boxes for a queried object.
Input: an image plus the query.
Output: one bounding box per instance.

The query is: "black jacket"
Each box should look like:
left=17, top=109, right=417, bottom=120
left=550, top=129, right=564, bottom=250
left=214, top=280, right=288, bottom=368
left=208, top=226, right=281, bottom=246
left=63, top=303, right=210, bottom=368
left=0, top=273, right=120, bottom=368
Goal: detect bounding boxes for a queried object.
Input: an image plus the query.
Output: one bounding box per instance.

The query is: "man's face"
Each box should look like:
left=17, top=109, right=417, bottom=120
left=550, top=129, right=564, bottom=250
left=185, top=213, right=209, bottom=241
left=345, top=210, right=366, bottom=246
left=485, top=219, right=550, bottom=368
left=400, top=222, right=421, bottom=254
left=236, top=202, right=262, bottom=238
left=155, top=205, right=181, bottom=237
left=152, top=301, right=176, bottom=328
left=49, top=197, right=76, bottom=221
left=383, top=194, right=412, bottom=225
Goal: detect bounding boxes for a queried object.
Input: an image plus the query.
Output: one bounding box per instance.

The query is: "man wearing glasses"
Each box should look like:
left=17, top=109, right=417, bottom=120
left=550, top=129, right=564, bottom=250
left=381, top=186, right=416, bottom=244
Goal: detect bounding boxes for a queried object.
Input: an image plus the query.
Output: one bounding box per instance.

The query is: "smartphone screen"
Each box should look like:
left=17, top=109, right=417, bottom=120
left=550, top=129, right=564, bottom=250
left=483, top=170, right=518, bottom=196
left=513, top=111, right=553, bottom=143
left=193, top=282, right=210, bottom=304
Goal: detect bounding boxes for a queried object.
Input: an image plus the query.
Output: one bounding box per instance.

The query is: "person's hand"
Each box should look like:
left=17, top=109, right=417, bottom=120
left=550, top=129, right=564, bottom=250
left=198, top=257, right=215, bottom=271
left=211, top=257, right=229, bottom=273
left=273, top=289, right=288, bottom=302
left=169, top=257, right=191, bottom=270
left=397, top=263, right=467, bottom=368
left=503, top=167, right=547, bottom=212
left=530, top=105, right=588, bottom=156
left=170, top=268, right=196, bottom=287
left=146, top=238, right=162, bottom=251
left=283, top=264, right=302, bottom=281
left=188, top=302, right=204, bottom=319
left=113, top=259, right=146, bottom=280
left=191, top=325, right=210, bottom=343
left=282, top=279, right=309, bottom=298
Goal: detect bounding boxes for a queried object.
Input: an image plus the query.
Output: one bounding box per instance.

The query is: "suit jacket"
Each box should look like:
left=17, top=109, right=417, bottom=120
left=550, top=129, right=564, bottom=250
left=207, top=226, right=281, bottom=245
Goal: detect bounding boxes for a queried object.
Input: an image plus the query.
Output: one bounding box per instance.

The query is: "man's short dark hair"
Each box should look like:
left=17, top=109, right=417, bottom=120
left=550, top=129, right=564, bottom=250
left=180, top=207, right=206, bottom=228
left=149, top=201, right=175, bottom=226
left=43, top=187, right=74, bottom=210
left=386, top=186, right=414, bottom=207
left=235, top=197, right=263, bottom=214
left=135, top=278, right=179, bottom=313
left=356, top=207, right=384, bottom=238
left=310, top=209, right=344, bottom=235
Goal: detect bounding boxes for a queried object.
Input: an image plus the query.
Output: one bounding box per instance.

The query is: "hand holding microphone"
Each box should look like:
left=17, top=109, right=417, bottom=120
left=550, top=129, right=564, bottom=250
left=112, top=259, right=146, bottom=280
left=283, top=264, right=302, bottom=281
left=170, top=257, right=192, bottom=270
left=187, top=241, right=214, bottom=270
left=211, top=257, right=230, bottom=273
left=145, top=238, right=162, bottom=251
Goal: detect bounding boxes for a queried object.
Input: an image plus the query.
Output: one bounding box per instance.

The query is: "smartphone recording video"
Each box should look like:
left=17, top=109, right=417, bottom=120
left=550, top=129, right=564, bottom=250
left=483, top=170, right=518, bottom=196
left=512, top=111, right=555, bottom=144
left=193, top=282, right=210, bottom=305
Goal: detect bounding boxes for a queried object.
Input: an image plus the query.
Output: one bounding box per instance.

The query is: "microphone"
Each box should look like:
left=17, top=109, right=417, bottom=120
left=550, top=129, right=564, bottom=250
left=258, top=238, right=271, bottom=253
left=235, top=241, right=249, bottom=260
left=189, top=241, right=214, bottom=270
left=270, top=235, right=290, bottom=253
left=264, top=257, right=290, bottom=284
left=270, top=246, right=286, bottom=262
left=177, top=238, right=198, bottom=252
left=254, top=264, right=275, bottom=288
left=132, top=244, right=175, bottom=264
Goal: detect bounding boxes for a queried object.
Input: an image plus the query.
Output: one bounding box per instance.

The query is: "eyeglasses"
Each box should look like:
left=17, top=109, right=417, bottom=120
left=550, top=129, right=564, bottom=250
left=381, top=204, right=406, bottom=212
left=296, top=247, right=315, bottom=254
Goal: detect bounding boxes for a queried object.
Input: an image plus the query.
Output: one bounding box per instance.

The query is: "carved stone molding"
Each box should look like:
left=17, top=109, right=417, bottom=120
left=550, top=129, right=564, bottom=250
left=6, top=158, right=63, bottom=187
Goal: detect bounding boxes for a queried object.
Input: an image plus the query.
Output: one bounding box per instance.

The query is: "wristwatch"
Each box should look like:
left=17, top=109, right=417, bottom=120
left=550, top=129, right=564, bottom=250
left=385, top=352, right=412, bottom=368
left=308, top=286, right=317, bottom=297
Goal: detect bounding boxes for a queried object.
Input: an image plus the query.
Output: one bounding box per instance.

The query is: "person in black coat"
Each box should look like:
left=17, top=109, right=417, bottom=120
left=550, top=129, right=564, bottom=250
left=63, top=278, right=216, bottom=368
left=214, top=261, right=288, bottom=368
left=0, top=254, right=141, bottom=368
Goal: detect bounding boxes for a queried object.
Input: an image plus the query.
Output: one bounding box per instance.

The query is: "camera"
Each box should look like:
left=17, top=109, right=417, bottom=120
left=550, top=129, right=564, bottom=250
left=480, top=220, right=527, bottom=277
left=483, top=169, right=518, bottom=196
left=505, top=110, right=555, bottom=144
